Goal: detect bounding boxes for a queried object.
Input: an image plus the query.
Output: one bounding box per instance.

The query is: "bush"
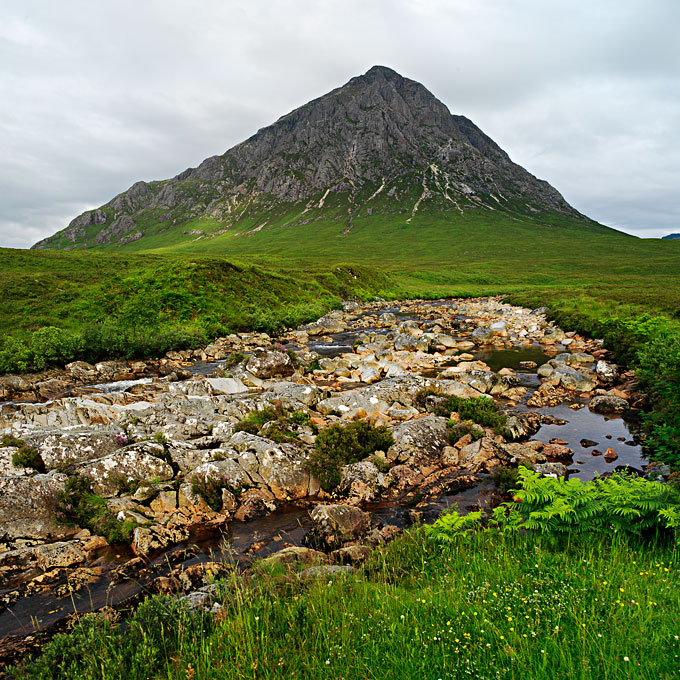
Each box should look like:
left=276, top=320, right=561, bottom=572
left=416, top=390, right=512, bottom=439
left=190, top=477, right=226, bottom=512
left=56, top=474, right=137, bottom=544
left=3, top=435, right=46, bottom=473
left=309, top=421, right=394, bottom=490
left=446, top=422, right=484, bottom=445
left=234, top=402, right=310, bottom=443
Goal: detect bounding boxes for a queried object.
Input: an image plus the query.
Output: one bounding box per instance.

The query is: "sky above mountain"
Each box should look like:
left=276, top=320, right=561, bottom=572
left=1, top=0, right=679, bottom=248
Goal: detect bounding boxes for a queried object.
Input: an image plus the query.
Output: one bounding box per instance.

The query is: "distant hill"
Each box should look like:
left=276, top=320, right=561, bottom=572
left=32, top=65, right=624, bottom=254
left=662, top=233, right=680, bottom=240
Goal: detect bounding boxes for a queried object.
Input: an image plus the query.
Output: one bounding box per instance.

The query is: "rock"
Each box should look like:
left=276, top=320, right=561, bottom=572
left=177, top=483, right=213, bottom=514
left=393, top=333, right=429, bottom=352
left=260, top=546, right=329, bottom=567
left=366, top=524, right=402, bottom=545
left=0, top=473, right=72, bottom=543
left=247, top=350, right=294, bottom=378
left=80, top=444, right=174, bottom=496
left=33, top=429, right=123, bottom=470
left=35, top=378, right=72, bottom=400
left=306, top=504, right=371, bottom=550
left=299, top=565, right=354, bottom=579
left=471, top=327, right=494, bottom=342
left=499, top=442, right=546, bottom=466
left=589, top=395, right=628, bottom=414
left=264, top=382, right=324, bottom=407
left=0, top=375, right=31, bottom=393
left=331, top=545, right=372, bottom=565
left=533, top=462, right=567, bottom=478
left=173, top=562, right=230, bottom=592
left=387, top=415, right=449, bottom=465
left=32, top=541, right=86, bottom=570
left=229, top=431, right=319, bottom=501
left=234, top=488, right=277, bottom=521
left=596, top=360, right=619, bottom=382
left=180, top=587, right=216, bottom=611
left=131, top=524, right=189, bottom=557
left=553, top=367, right=597, bottom=392
left=604, top=448, right=618, bottom=462
left=149, top=490, right=178, bottom=515
left=542, top=443, right=574, bottom=460
left=338, top=460, right=383, bottom=501
left=205, top=378, right=249, bottom=395
left=644, top=463, right=671, bottom=482
left=457, top=437, right=505, bottom=472
left=0, top=447, right=32, bottom=477
left=66, top=361, right=98, bottom=381
left=537, top=364, right=554, bottom=378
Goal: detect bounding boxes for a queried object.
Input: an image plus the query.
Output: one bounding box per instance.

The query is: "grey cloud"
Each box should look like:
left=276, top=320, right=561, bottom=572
left=1, top=0, right=679, bottom=247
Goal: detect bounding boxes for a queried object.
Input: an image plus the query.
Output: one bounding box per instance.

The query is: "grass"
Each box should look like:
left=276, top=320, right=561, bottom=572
left=11, top=526, right=680, bottom=679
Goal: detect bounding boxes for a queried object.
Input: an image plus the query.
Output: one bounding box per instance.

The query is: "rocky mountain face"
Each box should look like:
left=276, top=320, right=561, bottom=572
left=33, top=65, right=583, bottom=250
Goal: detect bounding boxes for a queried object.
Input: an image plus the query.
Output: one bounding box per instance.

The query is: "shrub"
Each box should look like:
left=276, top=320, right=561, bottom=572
left=416, top=389, right=512, bottom=438
left=3, top=436, right=46, bottom=473
left=191, top=478, right=228, bottom=512
left=309, top=421, right=394, bottom=490
left=234, top=403, right=309, bottom=443
left=446, top=422, right=484, bottom=445
left=56, top=474, right=137, bottom=544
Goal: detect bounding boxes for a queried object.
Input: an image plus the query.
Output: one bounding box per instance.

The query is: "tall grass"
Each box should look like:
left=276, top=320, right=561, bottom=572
left=11, top=527, right=680, bottom=679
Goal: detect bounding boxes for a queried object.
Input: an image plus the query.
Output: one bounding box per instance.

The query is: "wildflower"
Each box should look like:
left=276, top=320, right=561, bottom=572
left=624, top=657, right=630, bottom=662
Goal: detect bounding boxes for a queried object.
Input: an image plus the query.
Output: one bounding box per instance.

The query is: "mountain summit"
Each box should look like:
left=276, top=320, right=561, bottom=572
left=34, top=65, right=584, bottom=250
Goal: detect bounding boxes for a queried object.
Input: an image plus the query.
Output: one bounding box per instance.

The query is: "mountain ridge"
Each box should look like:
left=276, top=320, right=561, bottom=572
left=34, top=65, right=592, bottom=251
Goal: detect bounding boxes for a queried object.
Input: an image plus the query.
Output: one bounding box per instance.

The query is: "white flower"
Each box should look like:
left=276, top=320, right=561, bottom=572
left=624, top=657, right=630, bottom=662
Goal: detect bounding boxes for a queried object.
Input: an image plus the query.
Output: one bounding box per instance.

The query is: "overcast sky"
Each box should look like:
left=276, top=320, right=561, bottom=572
left=1, top=0, right=679, bottom=248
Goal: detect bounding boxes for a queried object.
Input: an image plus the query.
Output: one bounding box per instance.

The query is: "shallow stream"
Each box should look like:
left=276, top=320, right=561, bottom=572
left=0, top=300, right=648, bottom=640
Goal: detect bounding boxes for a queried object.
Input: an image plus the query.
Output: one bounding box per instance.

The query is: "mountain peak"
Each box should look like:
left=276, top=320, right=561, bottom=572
left=33, top=67, right=583, bottom=250
left=362, top=64, right=403, bottom=80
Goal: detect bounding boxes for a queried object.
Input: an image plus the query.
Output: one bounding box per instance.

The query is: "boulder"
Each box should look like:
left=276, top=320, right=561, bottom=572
left=79, top=443, right=174, bottom=496
left=299, top=565, right=354, bottom=579
left=387, top=415, right=449, bottom=465
left=589, top=395, right=628, bottom=414
left=457, top=437, right=505, bottom=472
left=205, top=378, right=249, bottom=395
left=338, top=461, right=384, bottom=501
left=131, top=524, right=189, bottom=557
left=0, top=473, right=72, bottom=543
left=533, top=462, right=567, bottom=478
left=260, top=546, right=329, bottom=567
left=596, top=360, right=619, bottom=382
left=247, top=350, right=294, bottom=378
left=471, top=327, right=494, bottom=342
left=32, top=541, right=86, bottom=570
left=552, top=367, right=597, bottom=392
left=393, top=333, right=429, bottom=352
left=306, top=504, right=371, bottom=550
left=33, top=429, right=123, bottom=470
left=229, top=432, right=319, bottom=500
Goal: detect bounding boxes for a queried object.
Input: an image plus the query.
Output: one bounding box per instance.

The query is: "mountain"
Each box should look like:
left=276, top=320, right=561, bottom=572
left=662, top=233, right=680, bottom=240
left=34, top=65, right=598, bottom=251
